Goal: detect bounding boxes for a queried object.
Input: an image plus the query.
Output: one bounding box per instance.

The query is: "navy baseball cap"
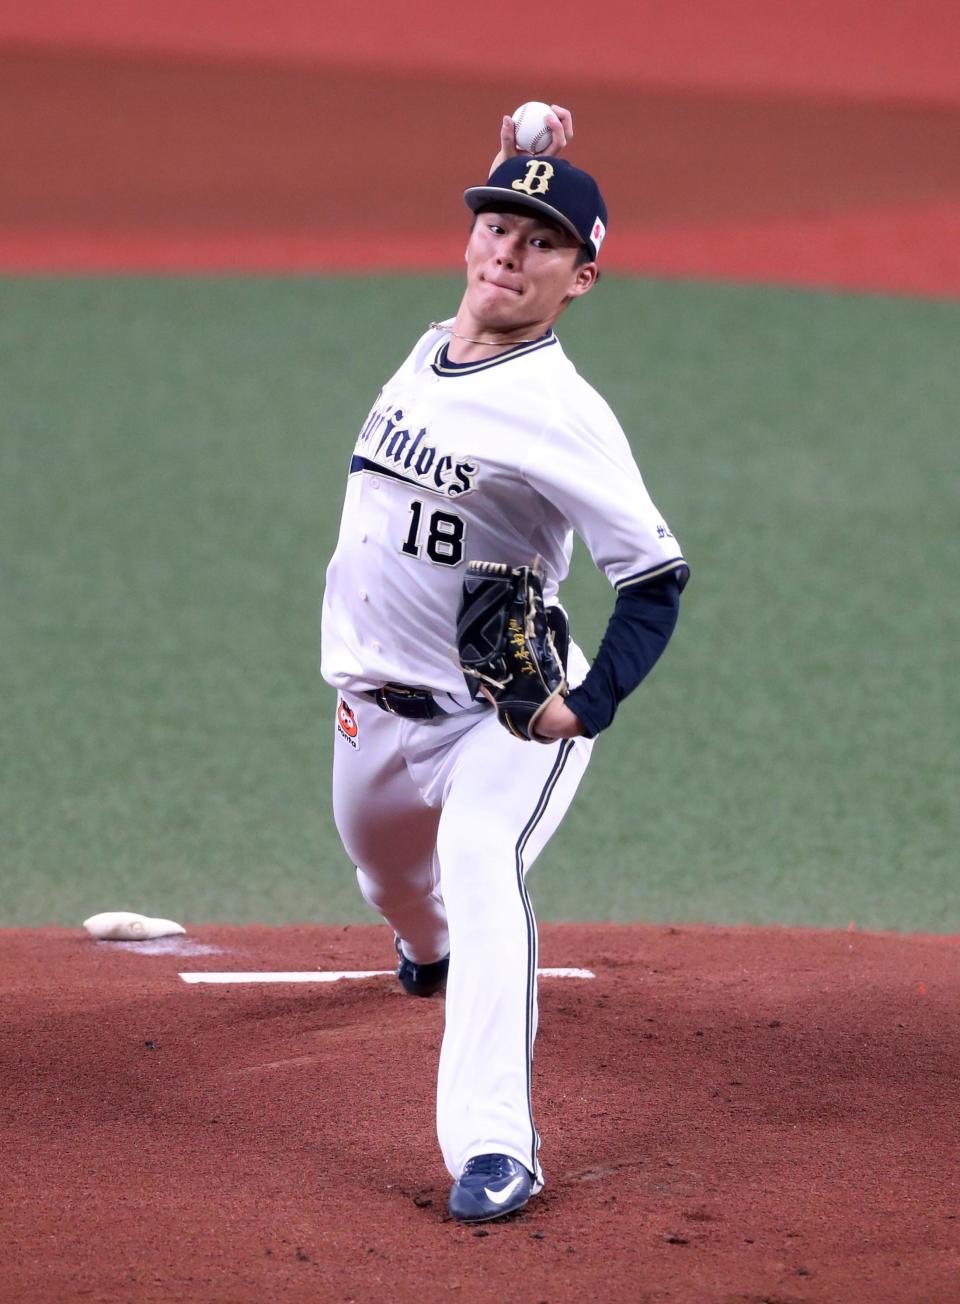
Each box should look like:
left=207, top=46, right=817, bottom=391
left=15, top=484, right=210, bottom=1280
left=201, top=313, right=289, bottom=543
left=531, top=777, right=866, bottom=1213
left=465, top=156, right=608, bottom=259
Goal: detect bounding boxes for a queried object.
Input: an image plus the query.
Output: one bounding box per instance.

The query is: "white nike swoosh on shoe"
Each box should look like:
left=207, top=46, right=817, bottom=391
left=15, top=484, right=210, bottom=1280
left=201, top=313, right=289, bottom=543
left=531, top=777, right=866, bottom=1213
left=483, top=1174, right=526, bottom=1206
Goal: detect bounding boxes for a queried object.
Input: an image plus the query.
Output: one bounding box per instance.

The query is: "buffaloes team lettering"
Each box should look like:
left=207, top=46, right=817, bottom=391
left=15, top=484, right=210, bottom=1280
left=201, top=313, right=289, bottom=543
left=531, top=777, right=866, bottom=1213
left=511, top=159, right=554, bottom=197
left=352, top=404, right=478, bottom=498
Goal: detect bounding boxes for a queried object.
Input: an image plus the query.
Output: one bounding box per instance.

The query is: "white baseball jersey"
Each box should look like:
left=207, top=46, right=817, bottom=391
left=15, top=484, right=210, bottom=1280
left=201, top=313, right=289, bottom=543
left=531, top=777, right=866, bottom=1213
left=320, top=320, right=686, bottom=1189
left=321, top=321, right=685, bottom=695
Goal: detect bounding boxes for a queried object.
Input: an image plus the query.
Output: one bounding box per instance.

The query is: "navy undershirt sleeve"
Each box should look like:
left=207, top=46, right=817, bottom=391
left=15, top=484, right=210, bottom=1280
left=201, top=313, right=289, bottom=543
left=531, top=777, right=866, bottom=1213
left=564, top=573, right=682, bottom=738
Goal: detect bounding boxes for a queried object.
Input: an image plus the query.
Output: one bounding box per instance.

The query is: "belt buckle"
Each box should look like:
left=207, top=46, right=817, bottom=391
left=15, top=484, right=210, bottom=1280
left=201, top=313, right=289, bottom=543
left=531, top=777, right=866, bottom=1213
left=379, top=683, right=429, bottom=717
left=376, top=687, right=402, bottom=715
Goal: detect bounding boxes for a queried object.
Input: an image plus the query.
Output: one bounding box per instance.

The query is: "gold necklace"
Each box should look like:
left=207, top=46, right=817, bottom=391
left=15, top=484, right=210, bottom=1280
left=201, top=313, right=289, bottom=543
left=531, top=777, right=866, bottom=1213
left=429, top=321, right=543, bottom=347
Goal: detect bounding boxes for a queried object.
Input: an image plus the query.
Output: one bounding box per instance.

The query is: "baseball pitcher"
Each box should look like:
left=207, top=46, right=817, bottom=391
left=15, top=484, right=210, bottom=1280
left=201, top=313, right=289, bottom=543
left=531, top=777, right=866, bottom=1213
left=320, top=107, right=689, bottom=1222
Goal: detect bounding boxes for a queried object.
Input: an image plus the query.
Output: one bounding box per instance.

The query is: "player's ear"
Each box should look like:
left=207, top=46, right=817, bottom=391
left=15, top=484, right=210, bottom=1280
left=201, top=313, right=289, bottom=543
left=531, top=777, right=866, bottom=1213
left=566, top=262, right=598, bottom=300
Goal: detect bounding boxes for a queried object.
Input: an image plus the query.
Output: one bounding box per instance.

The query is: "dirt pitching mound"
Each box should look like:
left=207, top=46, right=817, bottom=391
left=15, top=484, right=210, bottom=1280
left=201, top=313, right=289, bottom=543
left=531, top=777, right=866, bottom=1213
left=3, top=923, right=956, bottom=1302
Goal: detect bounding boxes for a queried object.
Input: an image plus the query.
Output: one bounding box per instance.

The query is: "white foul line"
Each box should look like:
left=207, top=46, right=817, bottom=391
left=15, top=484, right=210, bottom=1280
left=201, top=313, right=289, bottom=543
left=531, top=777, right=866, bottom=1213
left=179, top=967, right=595, bottom=985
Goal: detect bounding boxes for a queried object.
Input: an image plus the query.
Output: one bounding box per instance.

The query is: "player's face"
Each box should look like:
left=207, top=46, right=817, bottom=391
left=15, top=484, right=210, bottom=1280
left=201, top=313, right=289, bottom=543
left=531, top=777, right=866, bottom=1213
left=462, top=210, right=596, bottom=336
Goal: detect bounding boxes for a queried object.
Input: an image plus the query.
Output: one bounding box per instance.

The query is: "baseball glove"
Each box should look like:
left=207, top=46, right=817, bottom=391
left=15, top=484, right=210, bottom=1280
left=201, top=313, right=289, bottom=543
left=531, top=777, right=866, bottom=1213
left=456, top=559, right=568, bottom=742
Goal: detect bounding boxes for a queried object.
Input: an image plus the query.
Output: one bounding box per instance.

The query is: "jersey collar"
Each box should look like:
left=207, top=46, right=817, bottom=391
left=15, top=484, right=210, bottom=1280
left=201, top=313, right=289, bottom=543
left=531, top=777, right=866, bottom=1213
left=431, top=331, right=556, bottom=377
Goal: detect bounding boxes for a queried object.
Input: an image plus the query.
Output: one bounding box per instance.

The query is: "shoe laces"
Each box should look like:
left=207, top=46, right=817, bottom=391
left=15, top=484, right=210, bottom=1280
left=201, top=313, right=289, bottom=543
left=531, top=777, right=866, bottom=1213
left=461, top=1154, right=515, bottom=1181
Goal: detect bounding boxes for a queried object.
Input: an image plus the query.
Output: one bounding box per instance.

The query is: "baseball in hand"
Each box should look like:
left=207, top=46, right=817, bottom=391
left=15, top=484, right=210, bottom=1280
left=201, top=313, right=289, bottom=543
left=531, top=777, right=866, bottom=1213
left=511, top=102, right=554, bottom=154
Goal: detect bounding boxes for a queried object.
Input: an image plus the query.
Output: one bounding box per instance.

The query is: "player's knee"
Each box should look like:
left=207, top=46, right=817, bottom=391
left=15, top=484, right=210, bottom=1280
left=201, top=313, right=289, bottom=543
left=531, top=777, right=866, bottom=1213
left=355, top=867, right=436, bottom=916
left=435, top=834, right=520, bottom=908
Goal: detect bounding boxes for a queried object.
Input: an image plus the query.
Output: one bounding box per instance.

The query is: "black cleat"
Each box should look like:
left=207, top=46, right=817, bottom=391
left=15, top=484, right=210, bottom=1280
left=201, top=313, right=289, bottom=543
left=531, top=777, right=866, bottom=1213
left=395, top=936, right=449, bottom=997
left=448, top=1153, right=534, bottom=1222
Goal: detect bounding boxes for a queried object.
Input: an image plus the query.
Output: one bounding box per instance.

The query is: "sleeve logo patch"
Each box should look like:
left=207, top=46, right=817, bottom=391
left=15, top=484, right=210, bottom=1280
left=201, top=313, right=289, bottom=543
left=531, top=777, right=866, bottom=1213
left=336, top=699, right=359, bottom=748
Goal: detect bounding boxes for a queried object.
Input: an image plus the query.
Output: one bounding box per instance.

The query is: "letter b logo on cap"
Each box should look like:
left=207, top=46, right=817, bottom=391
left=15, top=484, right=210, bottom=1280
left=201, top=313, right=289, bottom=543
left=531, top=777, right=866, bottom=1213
left=511, top=160, right=554, bottom=197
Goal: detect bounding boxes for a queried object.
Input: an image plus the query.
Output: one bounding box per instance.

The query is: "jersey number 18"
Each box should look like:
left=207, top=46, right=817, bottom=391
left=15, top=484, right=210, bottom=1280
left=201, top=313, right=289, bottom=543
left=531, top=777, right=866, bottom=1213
left=401, top=500, right=465, bottom=567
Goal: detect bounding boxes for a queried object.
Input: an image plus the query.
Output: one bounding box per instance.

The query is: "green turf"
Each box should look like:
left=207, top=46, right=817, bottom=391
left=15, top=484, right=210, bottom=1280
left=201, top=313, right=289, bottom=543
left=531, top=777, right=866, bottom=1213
left=2, top=276, right=957, bottom=931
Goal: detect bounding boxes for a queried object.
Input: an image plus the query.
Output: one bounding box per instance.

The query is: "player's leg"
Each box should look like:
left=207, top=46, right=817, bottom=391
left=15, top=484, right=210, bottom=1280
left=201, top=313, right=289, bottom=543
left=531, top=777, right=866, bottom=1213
left=331, top=692, right=447, bottom=964
left=429, top=708, right=594, bottom=1187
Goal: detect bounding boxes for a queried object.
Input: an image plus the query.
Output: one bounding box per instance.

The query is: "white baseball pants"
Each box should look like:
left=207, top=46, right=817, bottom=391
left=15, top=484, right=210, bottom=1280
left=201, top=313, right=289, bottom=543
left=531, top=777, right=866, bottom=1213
left=331, top=679, right=594, bottom=1186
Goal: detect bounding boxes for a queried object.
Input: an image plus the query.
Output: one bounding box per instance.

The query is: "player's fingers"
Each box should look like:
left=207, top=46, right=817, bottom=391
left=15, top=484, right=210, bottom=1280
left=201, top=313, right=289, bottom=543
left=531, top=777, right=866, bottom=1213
left=550, top=105, right=573, bottom=136
left=545, top=104, right=573, bottom=153
left=490, top=114, right=518, bottom=172
left=541, top=113, right=567, bottom=156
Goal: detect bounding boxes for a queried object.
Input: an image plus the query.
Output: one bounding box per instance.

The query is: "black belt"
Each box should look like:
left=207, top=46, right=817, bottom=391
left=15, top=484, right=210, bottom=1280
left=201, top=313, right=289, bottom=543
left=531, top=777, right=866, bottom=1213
left=365, top=684, right=449, bottom=720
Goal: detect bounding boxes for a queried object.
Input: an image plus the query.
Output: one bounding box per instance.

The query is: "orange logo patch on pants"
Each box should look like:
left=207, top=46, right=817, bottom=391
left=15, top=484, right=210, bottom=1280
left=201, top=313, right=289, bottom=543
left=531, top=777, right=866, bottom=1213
left=336, top=699, right=359, bottom=748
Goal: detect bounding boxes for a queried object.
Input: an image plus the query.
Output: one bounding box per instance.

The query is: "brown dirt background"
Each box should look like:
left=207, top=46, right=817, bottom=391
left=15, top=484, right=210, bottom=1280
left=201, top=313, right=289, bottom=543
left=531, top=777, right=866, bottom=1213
left=3, top=923, right=958, bottom=1302
left=1, top=0, right=959, bottom=292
